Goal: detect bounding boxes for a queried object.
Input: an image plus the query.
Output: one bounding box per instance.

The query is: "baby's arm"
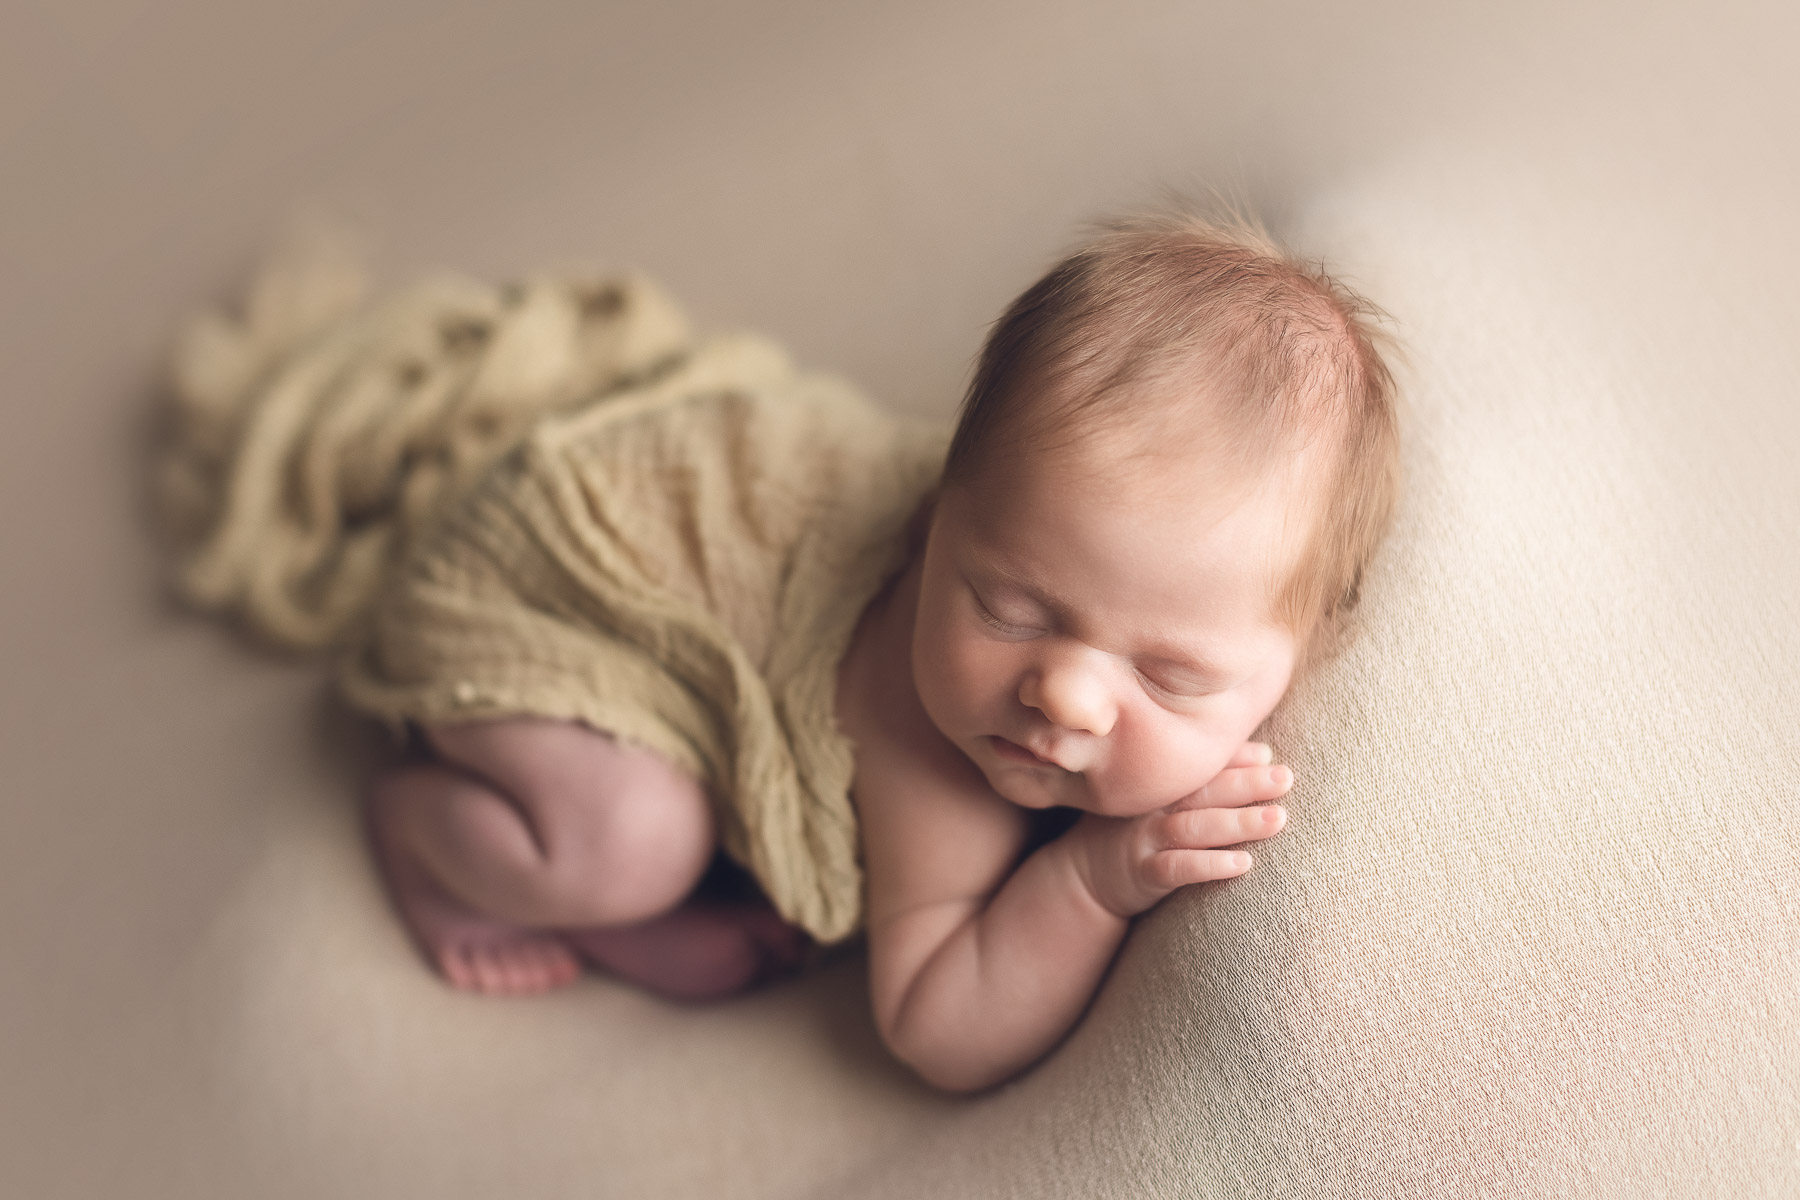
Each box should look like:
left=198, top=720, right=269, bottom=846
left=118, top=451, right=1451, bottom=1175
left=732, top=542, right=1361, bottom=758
left=853, top=724, right=1290, bottom=1093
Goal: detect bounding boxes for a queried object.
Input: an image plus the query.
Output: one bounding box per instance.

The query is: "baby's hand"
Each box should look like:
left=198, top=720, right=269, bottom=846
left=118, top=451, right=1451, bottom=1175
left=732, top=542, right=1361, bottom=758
left=1069, top=742, right=1292, bottom=919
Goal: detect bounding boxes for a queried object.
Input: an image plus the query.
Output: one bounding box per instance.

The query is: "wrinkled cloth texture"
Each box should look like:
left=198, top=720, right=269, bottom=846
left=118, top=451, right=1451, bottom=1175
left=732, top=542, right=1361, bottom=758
left=160, top=233, right=701, bottom=650
left=161, top=243, right=946, bottom=941
left=343, top=347, right=945, bottom=941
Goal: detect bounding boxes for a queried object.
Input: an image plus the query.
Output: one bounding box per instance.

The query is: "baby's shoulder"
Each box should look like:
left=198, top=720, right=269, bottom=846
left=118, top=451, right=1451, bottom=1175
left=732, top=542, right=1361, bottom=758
left=837, top=561, right=1031, bottom=913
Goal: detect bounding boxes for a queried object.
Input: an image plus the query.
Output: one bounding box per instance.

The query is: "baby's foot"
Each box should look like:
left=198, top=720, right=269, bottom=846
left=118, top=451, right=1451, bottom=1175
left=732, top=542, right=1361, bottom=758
left=562, top=900, right=809, bottom=1002
left=371, top=819, right=581, bottom=995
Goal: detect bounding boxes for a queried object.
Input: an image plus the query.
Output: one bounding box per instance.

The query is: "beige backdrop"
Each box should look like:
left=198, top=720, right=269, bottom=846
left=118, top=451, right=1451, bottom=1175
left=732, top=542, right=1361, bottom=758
left=3, top=2, right=1795, bottom=1197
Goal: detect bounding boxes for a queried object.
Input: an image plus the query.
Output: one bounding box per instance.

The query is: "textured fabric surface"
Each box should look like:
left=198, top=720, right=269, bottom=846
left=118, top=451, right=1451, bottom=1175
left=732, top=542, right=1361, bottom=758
left=834, top=148, right=1800, bottom=1198
left=160, top=242, right=946, bottom=942
left=161, top=237, right=695, bottom=649
left=343, top=333, right=944, bottom=941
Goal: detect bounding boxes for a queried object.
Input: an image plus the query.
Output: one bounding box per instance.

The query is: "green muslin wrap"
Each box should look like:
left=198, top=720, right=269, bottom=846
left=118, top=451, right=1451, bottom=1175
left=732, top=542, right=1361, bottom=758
left=160, top=232, right=947, bottom=942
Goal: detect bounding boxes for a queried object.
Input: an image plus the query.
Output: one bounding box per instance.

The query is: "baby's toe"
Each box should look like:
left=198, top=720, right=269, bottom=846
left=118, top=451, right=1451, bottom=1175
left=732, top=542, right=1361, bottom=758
left=466, top=945, right=512, bottom=993
left=542, top=943, right=583, bottom=987
left=517, top=941, right=580, bottom=991
left=491, top=945, right=533, bottom=992
left=437, top=943, right=478, bottom=990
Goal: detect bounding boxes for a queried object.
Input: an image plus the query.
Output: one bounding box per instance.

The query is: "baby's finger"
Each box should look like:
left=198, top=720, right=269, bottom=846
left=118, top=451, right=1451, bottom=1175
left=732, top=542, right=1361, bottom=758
left=1168, top=764, right=1293, bottom=811
left=1146, top=848, right=1255, bottom=890
left=1227, top=741, right=1275, bottom=768
left=1157, top=803, right=1286, bottom=850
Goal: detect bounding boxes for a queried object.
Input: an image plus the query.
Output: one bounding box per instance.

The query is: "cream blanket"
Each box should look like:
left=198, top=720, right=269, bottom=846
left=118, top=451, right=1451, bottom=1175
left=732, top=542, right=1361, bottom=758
left=162, top=236, right=947, bottom=942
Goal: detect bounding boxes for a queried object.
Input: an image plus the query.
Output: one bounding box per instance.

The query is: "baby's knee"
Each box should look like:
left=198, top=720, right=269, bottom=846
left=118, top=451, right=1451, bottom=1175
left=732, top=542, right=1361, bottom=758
left=558, top=761, right=717, bottom=914
left=429, top=717, right=718, bottom=921
left=543, top=807, right=716, bottom=924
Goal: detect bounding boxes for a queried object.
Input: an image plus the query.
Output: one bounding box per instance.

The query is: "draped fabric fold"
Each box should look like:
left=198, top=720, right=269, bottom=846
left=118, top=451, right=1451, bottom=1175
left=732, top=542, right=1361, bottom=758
left=161, top=237, right=947, bottom=941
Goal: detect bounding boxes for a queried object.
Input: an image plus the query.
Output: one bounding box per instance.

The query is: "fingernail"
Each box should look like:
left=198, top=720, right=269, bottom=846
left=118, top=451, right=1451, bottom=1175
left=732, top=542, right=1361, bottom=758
left=1234, top=852, right=1253, bottom=870
left=1266, top=805, right=1286, bottom=827
left=1272, top=765, right=1292, bottom=788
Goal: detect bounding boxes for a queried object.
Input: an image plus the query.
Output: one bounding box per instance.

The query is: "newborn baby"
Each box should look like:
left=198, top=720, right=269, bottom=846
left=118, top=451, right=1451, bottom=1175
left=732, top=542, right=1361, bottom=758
left=360, top=211, right=1398, bottom=1092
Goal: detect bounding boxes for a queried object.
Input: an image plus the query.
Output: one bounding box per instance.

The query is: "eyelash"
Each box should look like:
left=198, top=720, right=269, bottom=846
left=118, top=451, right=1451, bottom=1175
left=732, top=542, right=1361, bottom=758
left=973, top=596, right=1042, bottom=637
left=1136, top=670, right=1210, bottom=702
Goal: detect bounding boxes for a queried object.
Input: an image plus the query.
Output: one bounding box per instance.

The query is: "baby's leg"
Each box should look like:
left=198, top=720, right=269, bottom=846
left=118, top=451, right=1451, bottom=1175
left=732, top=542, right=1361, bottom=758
left=370, top=761, right=582, bottom=994
left=368, top=718, right=801, bottom=998
left=559, top=856, right=809, bottom=1002
left=392, top=718, right=717, bottom=926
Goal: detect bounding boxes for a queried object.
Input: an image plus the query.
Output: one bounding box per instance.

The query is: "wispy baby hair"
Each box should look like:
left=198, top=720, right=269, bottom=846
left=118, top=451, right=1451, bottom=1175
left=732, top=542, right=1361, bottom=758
left=943, top=203, right=1400, bottom=656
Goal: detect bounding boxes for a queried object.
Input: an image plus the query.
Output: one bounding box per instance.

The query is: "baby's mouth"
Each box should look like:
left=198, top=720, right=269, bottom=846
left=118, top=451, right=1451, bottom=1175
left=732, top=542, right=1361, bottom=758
left=987, top=735, right=1061, bottom=769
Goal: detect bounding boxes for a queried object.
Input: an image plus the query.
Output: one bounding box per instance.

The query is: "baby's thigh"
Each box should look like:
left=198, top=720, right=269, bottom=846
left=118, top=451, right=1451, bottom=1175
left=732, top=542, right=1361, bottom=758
left=426, top=717, right=717, bottom=893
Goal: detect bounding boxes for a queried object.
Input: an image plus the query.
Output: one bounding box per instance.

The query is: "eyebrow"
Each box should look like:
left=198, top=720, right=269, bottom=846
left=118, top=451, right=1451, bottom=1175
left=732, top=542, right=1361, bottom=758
left=969, top=564, right=1237, bottom=683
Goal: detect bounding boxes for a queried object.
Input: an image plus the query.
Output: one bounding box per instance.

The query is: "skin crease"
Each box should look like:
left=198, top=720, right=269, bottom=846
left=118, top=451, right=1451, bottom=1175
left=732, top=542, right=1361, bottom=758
left=835, top=423, right=1317, bottom=1092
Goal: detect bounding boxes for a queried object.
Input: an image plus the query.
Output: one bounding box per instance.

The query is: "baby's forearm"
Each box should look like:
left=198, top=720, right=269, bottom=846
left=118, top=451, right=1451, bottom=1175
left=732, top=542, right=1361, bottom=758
left=877, top=828, right=1127, bottom=1092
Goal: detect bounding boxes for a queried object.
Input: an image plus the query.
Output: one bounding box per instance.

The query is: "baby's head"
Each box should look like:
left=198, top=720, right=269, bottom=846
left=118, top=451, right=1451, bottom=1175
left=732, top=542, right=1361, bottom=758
left=912, top=209, right=1398, bottom=817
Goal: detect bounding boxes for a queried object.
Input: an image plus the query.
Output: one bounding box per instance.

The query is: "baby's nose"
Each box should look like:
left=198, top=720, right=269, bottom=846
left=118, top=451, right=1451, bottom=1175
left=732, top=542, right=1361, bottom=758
left=1019, top=654, right=1117, bottom=738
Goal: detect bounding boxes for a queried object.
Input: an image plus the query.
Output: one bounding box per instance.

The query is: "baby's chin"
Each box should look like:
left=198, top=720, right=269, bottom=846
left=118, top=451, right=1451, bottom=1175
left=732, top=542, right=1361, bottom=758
left=974, top=761, right=1073, bottom=811
left=981, top=762, right=1168, bottom=818
left=991, top=779, right=1063, bottom=810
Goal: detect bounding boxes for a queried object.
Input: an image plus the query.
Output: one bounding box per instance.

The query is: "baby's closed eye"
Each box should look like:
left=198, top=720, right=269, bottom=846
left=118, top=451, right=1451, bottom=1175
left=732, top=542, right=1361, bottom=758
left=1134, top=657, right=1234, bottom=702
left=970, top=589, right=1044, bottom=638
left=1135, top=667, right=1212, bottom=699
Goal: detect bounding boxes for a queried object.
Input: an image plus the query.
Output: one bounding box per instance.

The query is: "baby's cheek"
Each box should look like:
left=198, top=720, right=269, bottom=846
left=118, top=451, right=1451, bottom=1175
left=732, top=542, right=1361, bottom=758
left=919, top=629, right=1001, bottom=733
left=1130, top=722, right=1227, bottom=805
left=944, top=634, right=1010, bottom=706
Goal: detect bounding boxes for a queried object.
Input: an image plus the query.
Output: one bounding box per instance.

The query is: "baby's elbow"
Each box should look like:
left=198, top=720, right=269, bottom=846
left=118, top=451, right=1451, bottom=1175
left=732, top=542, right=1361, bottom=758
left=888, top=1039, right=999, bottom=1094
left=870, top=923, right=1019, bottom=1092
left=879, top=1010, right=1011, bottom=1094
